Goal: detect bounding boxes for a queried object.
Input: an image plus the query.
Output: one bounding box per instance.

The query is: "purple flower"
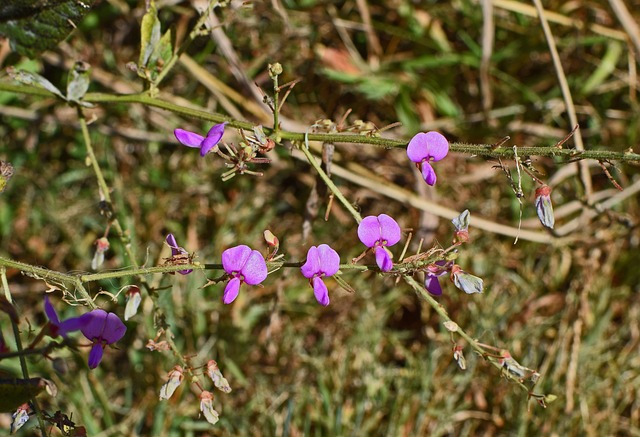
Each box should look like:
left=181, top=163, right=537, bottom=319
left=221, top=245, right=268, bottom=304
left=535, top=185, right=554, bottom=229
left=407, top=131, right=449, bottom=186
left=79, top=309, right=127, bottom=369
left=174, top=122, right=227, bottom=157
left=424, top=261, right=451, bottom=296
left=166, top=233, right=193, bottom=275
left=44, top=296, right=86, bottom=338
left=300, top=244, right=340, bottom=306
left=357, top=214, right=401, bottom=272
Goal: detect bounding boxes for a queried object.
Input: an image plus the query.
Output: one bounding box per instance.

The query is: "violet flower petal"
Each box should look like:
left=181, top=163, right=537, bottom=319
left=166, top=234, right=183, bottom=256
left=222, top=245, right=252, bottom=274
left=300, top=246, right=320, bottom=279
left=316, top=244, right=340, bottom=276
left=242, top=250, right=268, bottom=285
left=425, top=275, right=443, bottom=296
left=80, top=309, right=108, bottom=340
left=357, top=216, right=382, bottom=247
left=58, top=317, right=88, bottom=335
left=312, top=277, right=330, bottom=306
left=374, top=247, right=393, bottom=272
left=378, top=214, right=401, bottom=246
left=88, top=343, right=104, bottom=369
left=423, top=131, right=449, bottom=161
left=102, top=313, right=127, bottom=344
left=200, top=122, right=226, bottom=156
left=44, top=297, right=60, bottom=325
left=421, top=162, right=437, bottom=186
left=407, top=132, right=430, bottom=162
left=223, top=277, right=241, bottom=304
left=174, top=129, right=204, bottom=148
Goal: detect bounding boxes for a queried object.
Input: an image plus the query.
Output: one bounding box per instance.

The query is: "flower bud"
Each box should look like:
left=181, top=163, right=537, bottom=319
left=451, top=265, right=484, bottom=294
left=535, top=185, right=555, bottom=229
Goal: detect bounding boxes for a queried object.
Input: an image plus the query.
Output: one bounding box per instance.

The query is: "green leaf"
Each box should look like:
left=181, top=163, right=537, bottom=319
left=139, top=1, right=161, bottom=68
left=66, top=60, right=92, bottom=105
left=0, top=0, right=96, bottom=58
left=7, top=66, right=65, bottom=99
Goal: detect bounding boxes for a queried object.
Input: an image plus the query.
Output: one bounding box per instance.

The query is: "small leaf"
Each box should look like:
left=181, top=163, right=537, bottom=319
left=66, top=61, right=91, bottom=103
left=7, top=67, right=65, bottom=99
left=139, top=1, right=161, bottom=68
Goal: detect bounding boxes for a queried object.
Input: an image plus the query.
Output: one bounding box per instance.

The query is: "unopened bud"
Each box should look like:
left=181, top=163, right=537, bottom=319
left=535, top=185, right=555, bottom=229
left=451, top=265, right=484, bottom=294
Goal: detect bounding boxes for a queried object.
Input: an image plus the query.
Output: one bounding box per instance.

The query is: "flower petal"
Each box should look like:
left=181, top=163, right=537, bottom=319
left=58, top=316, right=88, bottom=336
left=242, top=250, right=268, bottom=285
left=174, top=129, right=204, bottom=148
left=200, top=122, right=227, bottom=156
left=374, top=246, right=393, bottom=272
left=88, top=343, right=104, bottom=369
left=423, top=131, right=449, bottom=161
left=357, top=216, right=382, bottom=247
left=300, top=246, right=320, bottom=279
left=223, top=277, right=241, bottom=304
left=312, top=277, right=330, bottom=306
left=317, top=244, right=340, bottom=276
left=102, top=312, right=127, bottom=344
left=44, top=296, right=60, bottom=326
left=421, top=161, right=437, bottom=186
left=222, top=245, right=252, bottom=274
left=80, top=309, right=108, bottom=341
left=166, top=233, right=185, bottom=256
left=425, top=275, right=443, bottom=296
left=378, top=214, right=401, bottom=246
left=406, top=132, right=430, bottom=162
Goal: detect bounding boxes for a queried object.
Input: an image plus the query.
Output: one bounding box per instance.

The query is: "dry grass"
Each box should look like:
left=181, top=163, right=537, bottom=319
left=0, top=0, right=639, bottom=435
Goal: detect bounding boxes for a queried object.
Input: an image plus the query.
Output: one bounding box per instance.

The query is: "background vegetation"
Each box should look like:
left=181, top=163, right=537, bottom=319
left=1, top=0, right=639, bottom=435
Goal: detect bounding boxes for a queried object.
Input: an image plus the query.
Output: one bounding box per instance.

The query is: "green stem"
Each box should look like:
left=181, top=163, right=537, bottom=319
left=1, top=268, right=49, bottom=436
left=78, top=108, right=140, bottom=271
left=298, top=141, right=363, bottom=223
left=403, top=275, right=534, bottom=394
left=152, top=0, right=217, bottom=89
left=0, top=82, right=638, bottom=162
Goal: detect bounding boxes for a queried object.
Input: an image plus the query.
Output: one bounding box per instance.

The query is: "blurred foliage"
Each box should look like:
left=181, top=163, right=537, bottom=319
left=1, top=0, right=640, bottom=435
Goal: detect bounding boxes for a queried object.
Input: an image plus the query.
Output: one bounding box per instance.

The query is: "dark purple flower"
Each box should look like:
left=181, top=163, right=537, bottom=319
left=174, top=122, right=227, bottom=157
left=424, top=261, right=450, bottom=296
left=535, top=185, right=554, bottom=229
left=357, top=214, right=401, bottom=272
left=79, top=309, right=127, bottom=369
left=407, top=131, right=449, bottom=186
left=221, top=245, right=268, bottom=304
left=44, top=296, right=86, bottom=338
left=300, top=244, right=340, bottom=306
left=166, top=233, right=193, bottom=275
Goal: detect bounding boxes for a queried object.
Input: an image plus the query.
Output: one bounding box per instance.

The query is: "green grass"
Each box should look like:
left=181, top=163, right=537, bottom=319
left=1, top=0, right=640, bottom=435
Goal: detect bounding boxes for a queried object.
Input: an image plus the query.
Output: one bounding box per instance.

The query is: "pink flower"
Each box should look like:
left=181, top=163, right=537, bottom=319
left=357, top=214, right=401, bottom=272
left=174, top=122, right=226, bottom=157
left=407, top=131, right=449, bottom=186
left=221, top=245, right=268, bottom=304
left=300, top=244, right=340, bottom=306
